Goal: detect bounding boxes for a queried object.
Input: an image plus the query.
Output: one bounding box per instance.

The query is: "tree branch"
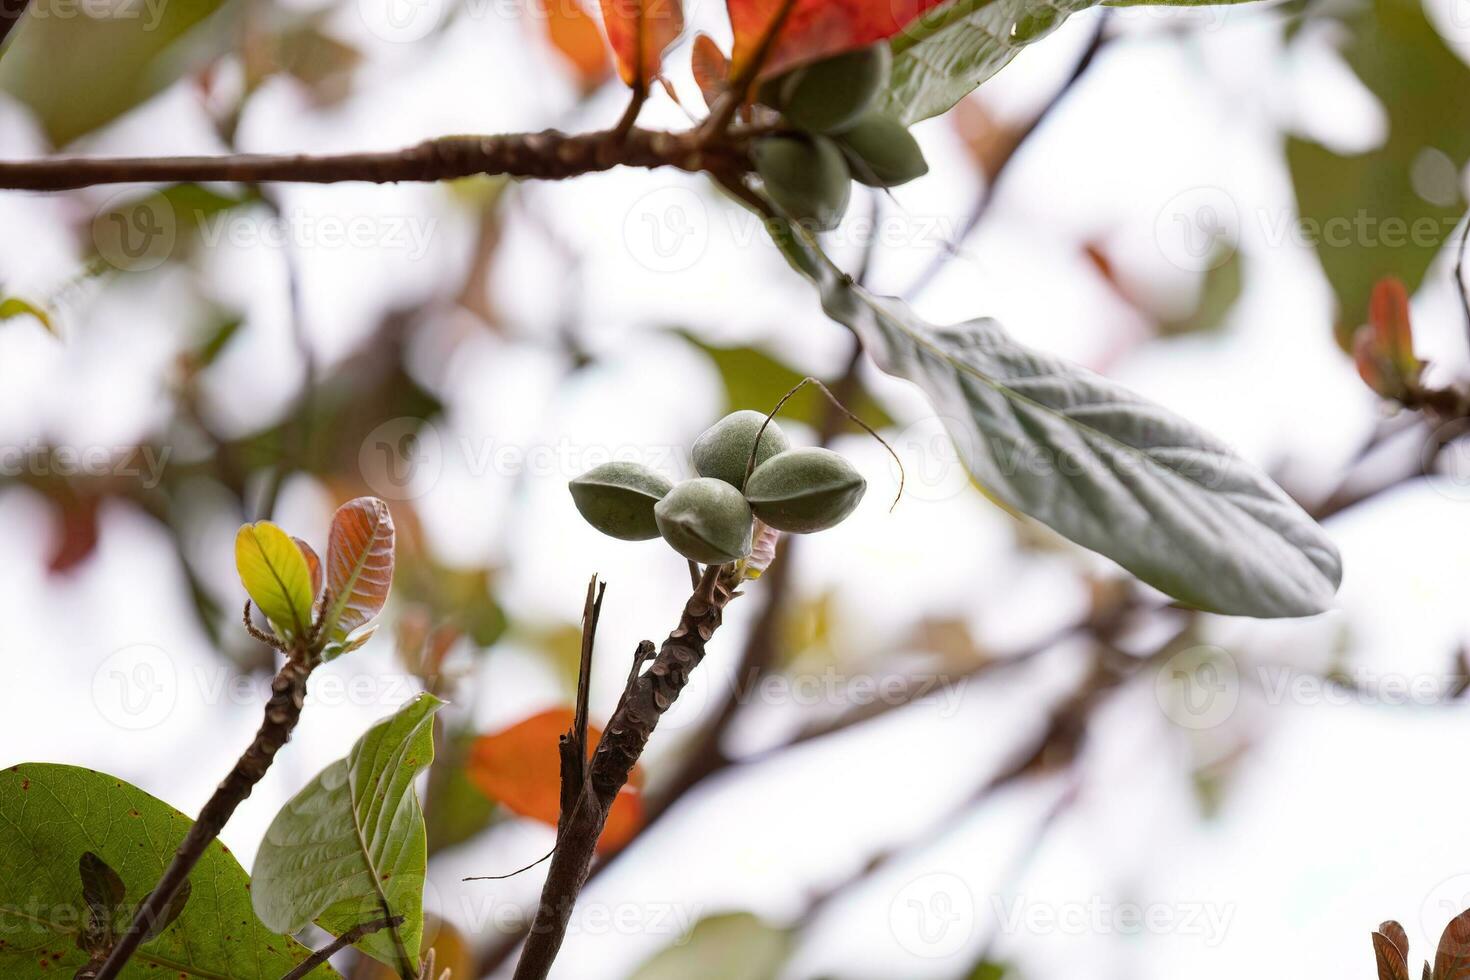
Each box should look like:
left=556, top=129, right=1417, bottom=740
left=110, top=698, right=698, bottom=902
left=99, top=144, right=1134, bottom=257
left=95, top=653, right=315, bottom=979
left=509, top=563, right=739, bottom=980
left=280, top=916, right=403, bottom=980
left=0, top=128, right=755, bottom=192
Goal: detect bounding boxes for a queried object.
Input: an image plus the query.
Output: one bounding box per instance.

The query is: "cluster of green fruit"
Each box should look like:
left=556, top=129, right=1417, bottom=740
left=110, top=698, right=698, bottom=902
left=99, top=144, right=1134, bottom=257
left=568, top=411, right=867, bottom=564
left=751, top=44, right=929, bottom=232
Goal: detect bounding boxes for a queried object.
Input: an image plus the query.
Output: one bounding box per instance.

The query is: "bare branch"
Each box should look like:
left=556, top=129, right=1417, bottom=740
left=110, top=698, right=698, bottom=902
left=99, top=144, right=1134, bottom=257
left=279, top=916, right=403, bottom=980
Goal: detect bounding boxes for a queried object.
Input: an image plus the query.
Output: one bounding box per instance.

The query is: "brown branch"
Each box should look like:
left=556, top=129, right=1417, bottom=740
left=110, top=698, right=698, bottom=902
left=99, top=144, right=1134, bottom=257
left=280, top=916, right=403, bottom=980
left=0, top=128, right=755, bottom=192
left=508, top=563, right=739, bottom=980
left=0, top=0, right=29, bottom=50
left=96, top=653, right=314, bottom=979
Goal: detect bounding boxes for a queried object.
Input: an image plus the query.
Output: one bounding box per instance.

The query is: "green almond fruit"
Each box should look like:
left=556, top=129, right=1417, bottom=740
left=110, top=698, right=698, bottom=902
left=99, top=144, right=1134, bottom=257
left=654, top=478, right=754, bottom=564
left=775, top=44, right=892, bottom=134
left=692, top=410, right=792, bottom=490
left=838, top=114, right=929, bottom=188
left=569, top=462, right=673, bottom=541
left=744, top=447, right=866, bottom=534
left=753, top=134, right=852, bottom=233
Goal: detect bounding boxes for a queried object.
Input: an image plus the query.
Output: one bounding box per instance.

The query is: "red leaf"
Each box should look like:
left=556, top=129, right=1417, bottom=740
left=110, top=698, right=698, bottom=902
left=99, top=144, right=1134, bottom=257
left=1368, top=276, right=1420, bottom=378
left=533, top=0, right=611, bottom=92
left=691, top=32, right=730, bottom=110
left=1375, top=931, right=1410, bottom=980
left=1437, top=908, right=1470, bottom=980
left=293, top=536, right=323, bottom=601
left=1380, top=921, right=1410, bottom=962
left=599, top=0, right=684, bottom=87
left=727, top=0, right=944, bottom=81
left=321, top=497, right=395, bottom=641
left=467, top=708, right=643, bottom=853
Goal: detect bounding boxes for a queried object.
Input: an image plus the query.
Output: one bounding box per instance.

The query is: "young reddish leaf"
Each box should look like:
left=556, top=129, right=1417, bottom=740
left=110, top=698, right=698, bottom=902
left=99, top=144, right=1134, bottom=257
left=691, top=32, right=730, bottom=110
left=1381, top=921, right=1410, bottom=961
left=467, top=708, right=643, bottom=853
left=727, top=0, right=944, bottom=82
left=599, top=0, right=684, bottom=87
left=235, top=520, right=316, bottom=640
left=533, top=0, right=612, bottom=92
left=1376, top=931, right=1411, bottom=980
left=293, top=536, right=323, bottom=601
left=1369, top=276, right=1421, bottom=378
left=320, top=497, right=396, bottom=642
left=1437, top=908, right=1470, bottom=980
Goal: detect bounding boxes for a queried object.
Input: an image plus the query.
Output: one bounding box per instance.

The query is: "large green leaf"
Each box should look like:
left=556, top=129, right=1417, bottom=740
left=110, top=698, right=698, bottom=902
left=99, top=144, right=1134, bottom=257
left=763, top=220, right=1341, bottom=619
left=0, top=763, right=333, bottom=979
left=1286, top=0, right=1470, bottom=343
left=251, top=694, right=442, bottom=974
left=628, top=912, right=791, bottom=980
left=878, top=0, right=1260, bottom=125
left=0, top=0, right=233, bottom=145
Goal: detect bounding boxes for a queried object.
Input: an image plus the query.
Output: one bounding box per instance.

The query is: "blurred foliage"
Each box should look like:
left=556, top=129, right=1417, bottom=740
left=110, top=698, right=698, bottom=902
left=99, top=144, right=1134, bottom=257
left=627, top=912, right=792, bottom=980
left=1287, top=0, right=1470, bottom=345
left=676, top=330, right=894, bottom=432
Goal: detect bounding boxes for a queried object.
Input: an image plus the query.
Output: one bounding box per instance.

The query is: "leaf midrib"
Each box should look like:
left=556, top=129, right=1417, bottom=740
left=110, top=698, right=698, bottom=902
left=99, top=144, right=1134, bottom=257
left=320, top=519, right=385, bottom=640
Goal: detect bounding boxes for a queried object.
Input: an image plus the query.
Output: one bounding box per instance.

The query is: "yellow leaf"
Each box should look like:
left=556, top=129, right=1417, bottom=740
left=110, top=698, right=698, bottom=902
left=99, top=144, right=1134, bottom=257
left=235, top=521, right=315, bottom=641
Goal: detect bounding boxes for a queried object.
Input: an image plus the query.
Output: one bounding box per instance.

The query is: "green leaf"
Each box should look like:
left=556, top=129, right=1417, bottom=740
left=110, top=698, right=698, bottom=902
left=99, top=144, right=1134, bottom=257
left=0, top=296, right=54, bottom=335
left=0, top=763, right=333, bottom=979
left=761, top=218, right=1341, bottom=619
left=878, top=0, right=1100, bottom=124
left=0, top=0, right=233, bottom=144
left=628, top=912, right=791, bottom=980
left=251, top=694, right=442, bottom=974
left=235, top=520, right=316, bottom=641
left=878, top=0, right=1259, bottom=125
left=1286, top=0, right=1470, bottom=342
left=319, top=497, right=396, bottom=644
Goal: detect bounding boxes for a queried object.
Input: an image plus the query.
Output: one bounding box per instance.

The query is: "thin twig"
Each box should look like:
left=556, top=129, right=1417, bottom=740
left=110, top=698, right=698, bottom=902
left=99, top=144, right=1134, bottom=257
left=612, top=85, right=648, bottom=143
left=279, top=916, right=403, bottom=980
left=744, top=376, right=905, bottom=510
left=904, top=14, right=1111, bottom=300
left=97, top=651, right=315, bottom=979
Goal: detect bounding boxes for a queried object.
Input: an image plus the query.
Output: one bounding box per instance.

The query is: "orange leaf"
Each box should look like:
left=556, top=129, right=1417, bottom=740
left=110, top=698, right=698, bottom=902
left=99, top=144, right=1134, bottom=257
left=1369, top=276, right=1420, bottom=377
left=534, top=0, right=611, bottom=92
left=467, top=708, right=643, bottom=853
left=599, top=0, right=684, bottom=87
left=691, top=32, right=729, bottom=110
left=727, top=0, right=944, bottom=81
left=321, top=497, right=395, bottom=642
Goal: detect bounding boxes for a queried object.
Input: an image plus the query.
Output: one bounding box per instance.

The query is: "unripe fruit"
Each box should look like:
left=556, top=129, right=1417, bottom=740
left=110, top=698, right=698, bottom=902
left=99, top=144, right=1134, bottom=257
left=654, top=478, right=754, bottom=564
left=692, top=410, right=792, bottom=490
left=773, top=44, right=892, bottom=134
left=744, top=447, right=866, bottom=533
left=569, top=462, right=673, bottom=541
left=753, top=135, right=852, bottom=232
left=838, top=114, right=929, bottom=188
